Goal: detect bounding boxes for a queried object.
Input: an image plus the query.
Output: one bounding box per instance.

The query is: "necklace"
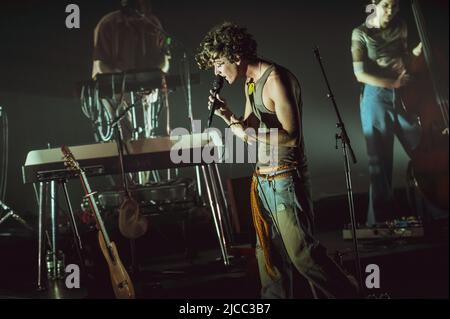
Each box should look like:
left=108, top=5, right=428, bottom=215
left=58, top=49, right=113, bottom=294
left=246, top=61, right=261, bottom=95
left=259, top=61, right=262, bottom=79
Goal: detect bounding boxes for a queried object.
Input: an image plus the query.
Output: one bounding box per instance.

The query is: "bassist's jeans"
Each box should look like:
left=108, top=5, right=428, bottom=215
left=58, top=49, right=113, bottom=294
left=360, top=84, right=422, bottom=226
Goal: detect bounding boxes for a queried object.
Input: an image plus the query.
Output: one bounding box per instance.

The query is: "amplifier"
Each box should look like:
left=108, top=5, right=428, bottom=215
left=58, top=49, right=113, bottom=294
left=97, top=178, right=197, bottom=215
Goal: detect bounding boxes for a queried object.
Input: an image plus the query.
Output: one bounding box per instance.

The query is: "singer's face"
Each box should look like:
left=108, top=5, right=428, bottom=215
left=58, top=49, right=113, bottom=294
left=213, top=57, right=239, bottom=84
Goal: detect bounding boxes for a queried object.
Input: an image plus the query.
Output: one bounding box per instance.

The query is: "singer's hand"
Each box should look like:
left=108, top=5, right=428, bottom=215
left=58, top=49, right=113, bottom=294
left=229, top=114, right=254, bottom=145
left=208, top=91, right=231, bottom=119
left=392, top=69, right=411, bottom=89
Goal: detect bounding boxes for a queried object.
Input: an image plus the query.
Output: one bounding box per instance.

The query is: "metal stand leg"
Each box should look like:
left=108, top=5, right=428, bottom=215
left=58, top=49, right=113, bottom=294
left=152, top=170, right=161, bottom=183
left=0, top=211, right=13, bottom=225
left=37, top=182, right=46, bottom=290
left=60, top=180, right=84, bottom=269
left=213, top=164, right=229, bottom=212
left=341, top=140, right=364, bottom=294
left=129, top=239, right=138, bottom=275
left=201, top=165, right=230, bottom=266
left=49, top=180, right=57, bottom=280
left=207, top=165, right=233, bottom=249
left=0, top=201, right=32, bottom=231
left=211, top=163, right=233, bottom=243
left=194, top=166, right=203, bottom=199
left=35, top=180, right=88, bottom=298
left=308, top=281, right=319, bottom=299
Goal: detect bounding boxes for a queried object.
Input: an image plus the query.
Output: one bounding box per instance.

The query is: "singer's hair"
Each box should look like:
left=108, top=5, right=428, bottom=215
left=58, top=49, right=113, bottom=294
left=370, top=0, right=399, bottom=5
left=196, top=22, right=257, bottom=70
left=120, top=0, right=152, bottom=14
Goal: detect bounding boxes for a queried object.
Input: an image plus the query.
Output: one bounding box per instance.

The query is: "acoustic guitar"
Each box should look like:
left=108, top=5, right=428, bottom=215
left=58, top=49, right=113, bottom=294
left=61, top=145, right=135, bottom=299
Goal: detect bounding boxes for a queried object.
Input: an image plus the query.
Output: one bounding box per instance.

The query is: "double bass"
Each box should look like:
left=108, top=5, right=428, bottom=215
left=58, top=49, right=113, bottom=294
left=401, top=0, right=449, bottom=210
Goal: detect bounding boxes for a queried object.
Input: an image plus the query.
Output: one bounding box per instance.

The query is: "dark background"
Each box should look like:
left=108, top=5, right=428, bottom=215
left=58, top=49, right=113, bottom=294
left=0, top=0, right=448, bottom=219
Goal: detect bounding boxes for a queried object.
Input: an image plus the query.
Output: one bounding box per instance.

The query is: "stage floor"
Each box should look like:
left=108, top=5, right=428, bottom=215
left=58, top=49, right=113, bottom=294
left=0, top=226, right=447, bottom=299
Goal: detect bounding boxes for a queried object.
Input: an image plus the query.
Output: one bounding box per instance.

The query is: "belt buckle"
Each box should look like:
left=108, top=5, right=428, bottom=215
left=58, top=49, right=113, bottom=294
left=267, top=169, right=278, bottom=180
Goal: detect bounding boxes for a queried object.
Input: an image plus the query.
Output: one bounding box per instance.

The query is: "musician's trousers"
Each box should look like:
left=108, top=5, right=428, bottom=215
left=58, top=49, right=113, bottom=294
left=360, top=84, right=421, bottom=226
left=254, top=171, right=357, bottom=299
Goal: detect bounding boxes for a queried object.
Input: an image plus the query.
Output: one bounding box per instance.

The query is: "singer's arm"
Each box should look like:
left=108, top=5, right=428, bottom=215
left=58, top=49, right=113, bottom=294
left=219, top=84, right=259, bottom=128
left=92, top=60, right=121, bottom=79
left=351, top=45, right=408, bottom=89
left=213, top=84, right=258, bottom=143
left=221, top=73, right=299, bottom=147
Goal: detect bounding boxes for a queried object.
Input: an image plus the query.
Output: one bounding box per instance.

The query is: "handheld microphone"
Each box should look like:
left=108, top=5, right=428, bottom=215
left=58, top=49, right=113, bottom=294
left=207, top=75, right=224, bottom=128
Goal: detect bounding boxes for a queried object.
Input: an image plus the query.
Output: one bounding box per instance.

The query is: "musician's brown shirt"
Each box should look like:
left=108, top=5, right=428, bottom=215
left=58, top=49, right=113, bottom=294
left=93, top=10, right=166, bottom=73
left=351, top=18, right=409, bottom=79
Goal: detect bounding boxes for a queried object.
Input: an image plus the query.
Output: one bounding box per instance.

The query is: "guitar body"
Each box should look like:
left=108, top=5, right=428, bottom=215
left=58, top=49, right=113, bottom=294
left=400, top=52, right=449, bottom=210
left=98, top=232, right=135, bottom=299
left=399, top=1, right=449, bottom=211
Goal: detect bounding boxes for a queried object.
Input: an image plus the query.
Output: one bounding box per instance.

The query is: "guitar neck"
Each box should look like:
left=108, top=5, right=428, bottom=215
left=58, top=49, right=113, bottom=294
left=79, top=170, right=112, bottom=246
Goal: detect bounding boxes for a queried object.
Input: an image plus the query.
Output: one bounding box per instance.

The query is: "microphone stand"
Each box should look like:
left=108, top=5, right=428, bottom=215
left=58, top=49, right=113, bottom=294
left=110, top=96, right=144, bottom=130
left=176, top=45, right=230, bottom=265
left=110, top=93, right=148, bottom=181
left=0, top=107, right=32, bottom=232
left=200, top=81, right=232, bottom=266
left=313, top=46, right=364, bottom=296
left=110, top=93, right=148, bottom=202
left=110, top=95, right=145, bottom=275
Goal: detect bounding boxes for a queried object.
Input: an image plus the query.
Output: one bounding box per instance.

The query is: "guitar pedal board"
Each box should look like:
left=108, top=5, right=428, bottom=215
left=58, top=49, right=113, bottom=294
left=342, top=216, right=425, bottom=240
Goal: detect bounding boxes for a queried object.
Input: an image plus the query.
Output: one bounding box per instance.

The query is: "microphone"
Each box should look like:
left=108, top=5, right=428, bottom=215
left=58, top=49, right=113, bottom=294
left=207, top=75, right=224, bottom=128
